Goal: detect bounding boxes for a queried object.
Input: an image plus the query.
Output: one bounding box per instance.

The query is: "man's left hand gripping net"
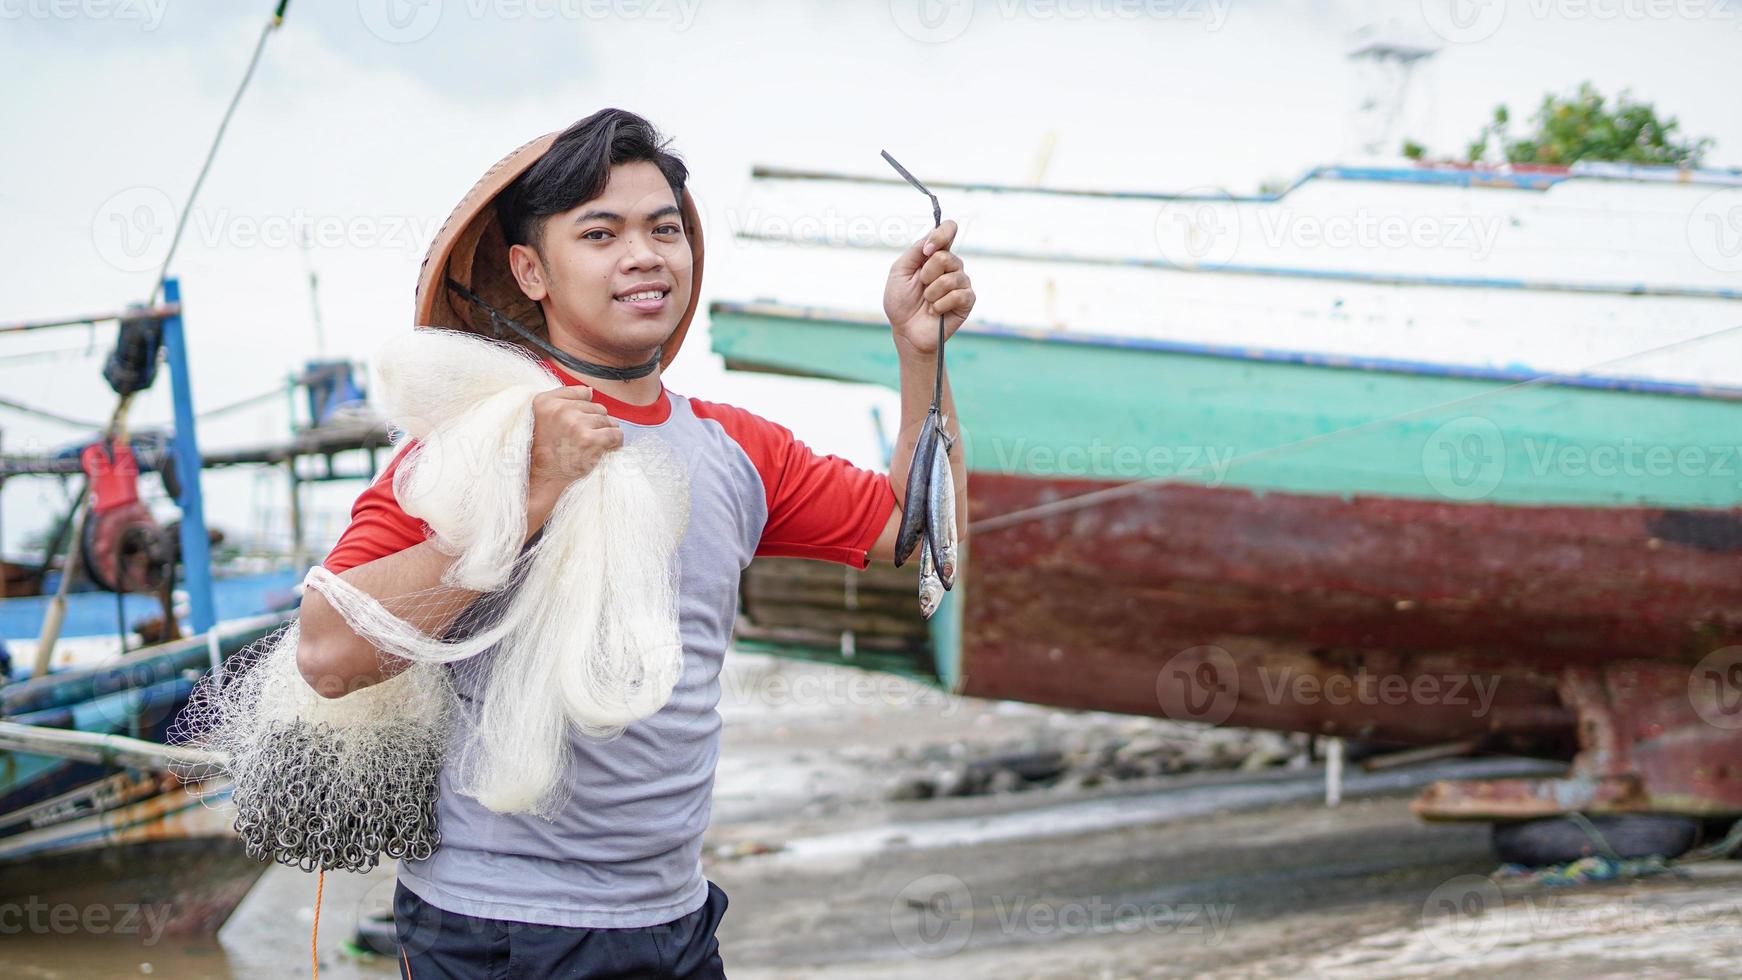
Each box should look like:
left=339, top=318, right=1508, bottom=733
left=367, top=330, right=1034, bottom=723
left=172, top=330, right=692, bottom=873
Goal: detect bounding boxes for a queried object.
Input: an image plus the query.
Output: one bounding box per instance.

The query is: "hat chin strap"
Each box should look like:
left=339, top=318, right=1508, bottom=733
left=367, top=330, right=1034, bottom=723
left=444, top=277, right=662, bottom=382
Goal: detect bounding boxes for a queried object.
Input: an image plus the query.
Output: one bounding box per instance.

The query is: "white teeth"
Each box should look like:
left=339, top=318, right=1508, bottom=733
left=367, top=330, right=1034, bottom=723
left=618, top=290, right=666, bottom=302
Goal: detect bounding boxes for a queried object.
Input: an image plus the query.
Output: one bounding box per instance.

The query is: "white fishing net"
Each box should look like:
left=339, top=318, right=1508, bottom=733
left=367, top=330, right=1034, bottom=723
left=174, top=329, right=691, bottom=870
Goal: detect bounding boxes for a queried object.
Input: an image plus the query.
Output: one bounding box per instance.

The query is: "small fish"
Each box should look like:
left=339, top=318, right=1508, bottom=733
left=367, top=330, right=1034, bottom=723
left=925, top=428, right=958, bottom=590
left=918, top=538, right=945, bottom=620
left=893, top=408, right=941, bottom=567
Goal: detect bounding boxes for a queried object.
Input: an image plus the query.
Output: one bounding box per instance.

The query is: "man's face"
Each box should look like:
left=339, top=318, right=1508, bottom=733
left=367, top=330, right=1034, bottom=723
left=509, top=160, right=694, bottom=363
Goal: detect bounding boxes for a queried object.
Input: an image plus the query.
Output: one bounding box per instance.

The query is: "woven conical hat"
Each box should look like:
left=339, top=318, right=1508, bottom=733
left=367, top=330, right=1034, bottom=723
left=413, top=130, right=705, bottom=370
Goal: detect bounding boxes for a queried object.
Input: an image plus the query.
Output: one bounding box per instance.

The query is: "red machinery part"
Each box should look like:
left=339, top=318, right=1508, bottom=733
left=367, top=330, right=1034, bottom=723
left=79, top=439, right=164, bottom=594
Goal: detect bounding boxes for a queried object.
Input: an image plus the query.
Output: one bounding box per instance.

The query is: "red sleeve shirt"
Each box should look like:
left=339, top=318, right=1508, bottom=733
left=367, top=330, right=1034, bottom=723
left=322, top=370, right=895, bottom=574
left=688, top=397, right=895, bottom=569
left=322, top=448, right=430, bottom=575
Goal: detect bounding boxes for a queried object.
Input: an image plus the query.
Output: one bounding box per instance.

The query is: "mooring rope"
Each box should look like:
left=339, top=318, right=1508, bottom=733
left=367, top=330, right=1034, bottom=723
left=0, top=395, right=104, bottom=429
left=311, top=868, right=325, bottom=980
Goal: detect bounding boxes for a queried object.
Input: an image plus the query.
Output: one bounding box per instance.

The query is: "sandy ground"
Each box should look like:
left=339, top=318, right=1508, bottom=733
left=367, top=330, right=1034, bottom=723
left=4, top=651, right=1739, bottom=979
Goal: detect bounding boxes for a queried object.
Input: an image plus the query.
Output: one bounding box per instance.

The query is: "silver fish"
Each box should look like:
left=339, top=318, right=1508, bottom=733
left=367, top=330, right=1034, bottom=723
left=925, top=429, right=958, bottom=590
left=893, top=409, right=941, bottom=567
left=918, top=538, right=945, bottom=620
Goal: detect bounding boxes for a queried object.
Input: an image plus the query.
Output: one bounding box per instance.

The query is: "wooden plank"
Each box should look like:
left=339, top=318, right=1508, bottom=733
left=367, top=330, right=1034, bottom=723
left=741, top=581, right=917, bottom=616
left=738, top=601, right=925, bottom=639
left=733, top=622, right=923, bottom=655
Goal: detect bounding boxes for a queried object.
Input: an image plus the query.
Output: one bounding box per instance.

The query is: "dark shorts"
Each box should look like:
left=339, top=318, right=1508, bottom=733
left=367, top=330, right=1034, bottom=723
left=394, top=880, right=728, bottom=979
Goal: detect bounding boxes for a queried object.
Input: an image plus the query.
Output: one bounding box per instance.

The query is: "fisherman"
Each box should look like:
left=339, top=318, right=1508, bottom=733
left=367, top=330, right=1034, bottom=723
left=294, top=109, right=973, bottom=979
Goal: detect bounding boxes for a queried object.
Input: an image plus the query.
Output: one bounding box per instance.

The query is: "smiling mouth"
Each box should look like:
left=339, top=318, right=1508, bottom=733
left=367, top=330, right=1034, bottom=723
left=615, top=288, right=670, bottom=304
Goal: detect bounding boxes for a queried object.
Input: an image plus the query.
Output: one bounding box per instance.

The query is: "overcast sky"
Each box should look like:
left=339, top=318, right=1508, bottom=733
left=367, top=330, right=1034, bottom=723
left=2, top=0, right=1739, bottom=557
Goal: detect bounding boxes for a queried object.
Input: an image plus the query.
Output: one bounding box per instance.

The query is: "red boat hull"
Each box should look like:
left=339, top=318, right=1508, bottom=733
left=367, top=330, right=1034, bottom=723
left=960, top=474, right=1742, bottom=815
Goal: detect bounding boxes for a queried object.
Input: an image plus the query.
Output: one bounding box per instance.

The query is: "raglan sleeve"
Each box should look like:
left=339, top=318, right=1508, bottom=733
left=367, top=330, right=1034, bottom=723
left=321, top=448, right=433, bottom=575
left=695, top=400, right=898, bottom=570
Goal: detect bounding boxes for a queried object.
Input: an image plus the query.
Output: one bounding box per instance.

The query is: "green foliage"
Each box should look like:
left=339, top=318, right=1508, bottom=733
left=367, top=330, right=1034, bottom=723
left=1463, top=83, right=1710, bottom=167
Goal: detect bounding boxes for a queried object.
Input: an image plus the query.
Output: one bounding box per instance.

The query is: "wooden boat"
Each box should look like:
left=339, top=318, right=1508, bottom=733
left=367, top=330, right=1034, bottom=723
left=0, top=567, right=303, bottom=676
left=0, top=614, right=288, bottom=937
left=714, top=159, right=1742, bottom=822
left=0, top=286, right=382, bottom=936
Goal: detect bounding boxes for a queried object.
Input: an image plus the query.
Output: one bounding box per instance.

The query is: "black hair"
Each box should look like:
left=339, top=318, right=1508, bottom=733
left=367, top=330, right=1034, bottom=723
left=496, top=108, right=689, bottom=252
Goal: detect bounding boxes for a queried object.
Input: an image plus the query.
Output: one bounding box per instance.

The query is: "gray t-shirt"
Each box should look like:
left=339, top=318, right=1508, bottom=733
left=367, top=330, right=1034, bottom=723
left=325, top=377, right=894, bottom=928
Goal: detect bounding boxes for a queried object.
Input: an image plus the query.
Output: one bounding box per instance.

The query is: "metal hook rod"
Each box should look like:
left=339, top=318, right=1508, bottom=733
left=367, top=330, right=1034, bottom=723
left=879, top=150, right=948, bottom=411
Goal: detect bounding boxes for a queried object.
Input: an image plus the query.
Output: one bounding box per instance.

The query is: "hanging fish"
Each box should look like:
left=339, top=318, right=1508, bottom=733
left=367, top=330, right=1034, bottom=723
left=880, top=149, right=958, bottom=614
left=918, top=538, right=945, bottom=620
left=893, top=407, right=941, bottom=567
left=925, top=428, right=958, bottom=590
